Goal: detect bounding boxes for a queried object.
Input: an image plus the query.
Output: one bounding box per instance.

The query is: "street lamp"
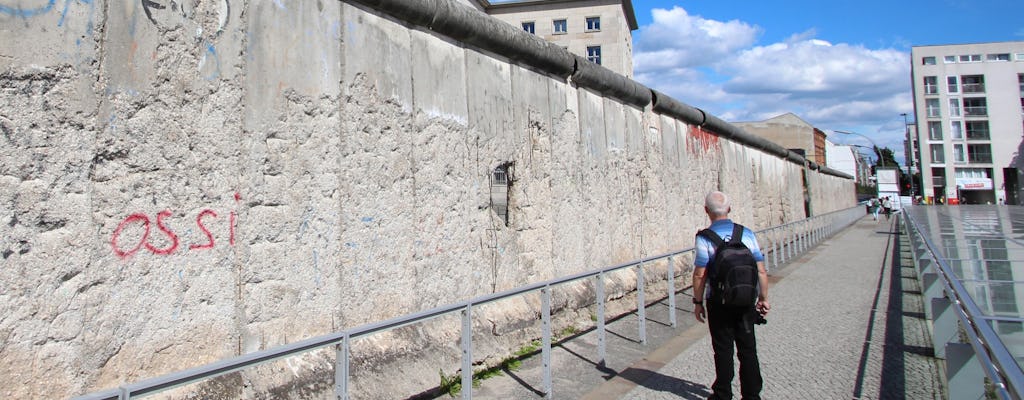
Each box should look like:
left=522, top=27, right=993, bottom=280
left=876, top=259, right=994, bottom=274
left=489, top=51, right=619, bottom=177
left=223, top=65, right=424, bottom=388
left=833, top=130, right=886, bottom=167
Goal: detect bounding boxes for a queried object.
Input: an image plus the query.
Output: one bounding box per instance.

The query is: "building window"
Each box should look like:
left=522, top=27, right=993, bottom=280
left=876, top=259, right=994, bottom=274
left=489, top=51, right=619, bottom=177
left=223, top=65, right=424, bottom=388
left=966, top=121, right=990, bottom=140
left=960, top=54, right=982, bottom=63
left=953, top=144, right=966, bottom=163
left=553, top=19, right=567, bottom=34
left=962, top=75, right=985, bottom=93
left=951, top=121, right=963, bottom=139
left=922, top=56, right=936, bottom=65
left=1016, top=53, right=1024, bottom=61
left=947, top=76, right=959, bottom=93
left=586, top=46, right=602, bottom=65
left=586, top=16, right=601, bottom=31
left=522, top=21, right=535, bottom=34
left=932, top=167, right=946, bottom=186
left=928, top=121, right=943, bottom=140
left=926, top=98, right=941, bottom=118
left=968, top=144, right=992, bottom=163
left=1019, top=74, right=1023, bottom=96
left=964, top=97, right=987, bottom=116
left=930, top=144, right=945, bottom=164
left=948, top=98, right=961, bottom=117
left=923, top=76, right=938, bottom=94
left=987, top=53, right=1011, bottom=62
left=944, top=55, right=957, bottom=63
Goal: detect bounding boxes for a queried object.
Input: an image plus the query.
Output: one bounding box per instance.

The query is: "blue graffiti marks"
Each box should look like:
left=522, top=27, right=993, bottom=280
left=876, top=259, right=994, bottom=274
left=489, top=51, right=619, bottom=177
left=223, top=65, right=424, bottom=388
left=201, top=43, right=220, bottom=80
left=0, top=0, right=55, bottom=18
left=56, top=0, right=87, bottom=26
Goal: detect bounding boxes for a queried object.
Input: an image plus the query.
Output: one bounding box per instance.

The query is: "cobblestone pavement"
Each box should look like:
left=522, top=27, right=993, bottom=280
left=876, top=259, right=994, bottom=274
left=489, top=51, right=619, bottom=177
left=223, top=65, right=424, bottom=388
left=614, top=216, right=946, bottom=400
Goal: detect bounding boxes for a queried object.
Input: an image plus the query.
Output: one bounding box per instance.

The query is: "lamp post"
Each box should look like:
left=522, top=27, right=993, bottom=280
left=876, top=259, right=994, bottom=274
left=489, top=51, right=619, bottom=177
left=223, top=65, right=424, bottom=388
left=848, top=144, right=876, bottom=186
left=834, top=130, right=886, bottom=167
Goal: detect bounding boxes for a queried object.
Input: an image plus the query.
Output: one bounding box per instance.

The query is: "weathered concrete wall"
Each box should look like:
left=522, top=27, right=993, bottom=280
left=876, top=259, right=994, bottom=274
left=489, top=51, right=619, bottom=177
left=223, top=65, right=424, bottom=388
left=0, top=0, right=854, bottom=398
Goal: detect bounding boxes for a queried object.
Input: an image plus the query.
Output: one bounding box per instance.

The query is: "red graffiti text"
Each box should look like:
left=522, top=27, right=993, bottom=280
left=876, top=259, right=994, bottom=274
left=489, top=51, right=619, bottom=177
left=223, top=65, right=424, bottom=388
left=111, top=206, right=237, bottom=259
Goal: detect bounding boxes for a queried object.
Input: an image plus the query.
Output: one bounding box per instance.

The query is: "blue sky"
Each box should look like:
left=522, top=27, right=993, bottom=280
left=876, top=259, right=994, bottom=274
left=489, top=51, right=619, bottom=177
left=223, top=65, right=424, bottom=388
left=631, top=0, right=1024, bottom=164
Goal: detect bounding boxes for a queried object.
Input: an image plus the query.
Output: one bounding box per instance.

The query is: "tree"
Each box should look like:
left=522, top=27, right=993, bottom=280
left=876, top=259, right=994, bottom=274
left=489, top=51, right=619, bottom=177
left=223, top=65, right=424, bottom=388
left=873, top=147, right=899, bottom=168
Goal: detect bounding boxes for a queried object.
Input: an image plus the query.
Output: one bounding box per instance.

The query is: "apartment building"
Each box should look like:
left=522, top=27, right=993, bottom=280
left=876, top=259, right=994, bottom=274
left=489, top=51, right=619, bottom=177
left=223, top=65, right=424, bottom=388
left=478, top=0, right=638, bottom=78
left=910, top=42, right=1024, bottom=205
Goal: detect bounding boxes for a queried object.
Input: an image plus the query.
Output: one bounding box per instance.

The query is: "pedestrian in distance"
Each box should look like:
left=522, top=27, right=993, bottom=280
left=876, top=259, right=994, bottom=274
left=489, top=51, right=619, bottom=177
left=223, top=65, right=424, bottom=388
left=881, top=196, right=892, bottom=220
left=869, top=198, right=879, bottom=221
left=692, top=191, right=770, bottom=400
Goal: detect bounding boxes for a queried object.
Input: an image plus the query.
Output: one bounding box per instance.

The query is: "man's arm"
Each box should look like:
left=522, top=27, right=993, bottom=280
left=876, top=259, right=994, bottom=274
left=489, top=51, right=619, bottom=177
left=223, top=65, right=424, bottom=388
left=756, top=261, right=770, bottom=315
left=692, top=266, right=707, bottom=323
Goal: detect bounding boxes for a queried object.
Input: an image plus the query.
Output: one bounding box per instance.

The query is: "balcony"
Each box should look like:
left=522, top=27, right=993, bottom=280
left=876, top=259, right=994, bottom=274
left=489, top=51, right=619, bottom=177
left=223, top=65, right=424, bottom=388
left=963, top=83, right=985, bottom=93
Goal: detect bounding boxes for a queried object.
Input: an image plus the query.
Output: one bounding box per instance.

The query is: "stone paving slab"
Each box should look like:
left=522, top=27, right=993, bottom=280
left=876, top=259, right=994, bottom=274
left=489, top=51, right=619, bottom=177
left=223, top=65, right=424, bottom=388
left=457, top=216, right=945, bottom=399
left=612, top=216, right=945, bottom=400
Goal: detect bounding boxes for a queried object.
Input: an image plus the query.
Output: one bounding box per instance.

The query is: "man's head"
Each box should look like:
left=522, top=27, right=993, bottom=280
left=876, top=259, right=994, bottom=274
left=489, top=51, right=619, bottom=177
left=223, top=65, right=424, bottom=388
left=704, top=191, right=730, bottom=219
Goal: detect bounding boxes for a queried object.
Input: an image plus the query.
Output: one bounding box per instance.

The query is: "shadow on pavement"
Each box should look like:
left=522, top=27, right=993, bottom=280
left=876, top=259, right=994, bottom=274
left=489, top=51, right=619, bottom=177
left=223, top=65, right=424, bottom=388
left=616, top=367, right=712, bottom=400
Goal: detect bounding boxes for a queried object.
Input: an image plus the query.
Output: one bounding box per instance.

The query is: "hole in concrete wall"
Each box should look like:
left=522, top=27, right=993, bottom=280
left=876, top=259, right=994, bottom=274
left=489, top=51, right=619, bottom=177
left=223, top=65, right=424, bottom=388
left=490, top=162, right=514, bottom=227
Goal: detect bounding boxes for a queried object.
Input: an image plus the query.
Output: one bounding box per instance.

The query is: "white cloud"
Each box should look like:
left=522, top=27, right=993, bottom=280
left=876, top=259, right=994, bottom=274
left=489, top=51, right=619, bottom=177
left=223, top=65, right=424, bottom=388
left=634, top=7, right=915, bottom=163
left=634, top=7, right=761, bottom=71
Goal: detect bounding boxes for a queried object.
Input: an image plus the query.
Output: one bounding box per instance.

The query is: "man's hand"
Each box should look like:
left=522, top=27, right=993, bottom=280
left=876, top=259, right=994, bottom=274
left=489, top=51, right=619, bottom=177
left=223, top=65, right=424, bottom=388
left=694, top=303, right=706, bottom=323
left=756, top=300, right=770, bottom=316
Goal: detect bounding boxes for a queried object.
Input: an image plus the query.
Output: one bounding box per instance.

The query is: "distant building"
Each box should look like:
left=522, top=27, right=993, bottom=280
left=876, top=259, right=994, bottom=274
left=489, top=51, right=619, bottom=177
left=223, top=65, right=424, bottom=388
left=910, top=41, right=1024, bottom=205
left=733, top=113, right=828, bottom=166
left=476, top=0, right=638, bottom=78
left=826, top=141, right=870, bottom=185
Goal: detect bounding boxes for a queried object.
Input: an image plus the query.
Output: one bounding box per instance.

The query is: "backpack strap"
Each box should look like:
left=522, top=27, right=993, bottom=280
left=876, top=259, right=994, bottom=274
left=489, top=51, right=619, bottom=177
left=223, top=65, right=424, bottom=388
left=729, top=224, right=745, bottom=245
left=697, top=228, right=725, bottom=248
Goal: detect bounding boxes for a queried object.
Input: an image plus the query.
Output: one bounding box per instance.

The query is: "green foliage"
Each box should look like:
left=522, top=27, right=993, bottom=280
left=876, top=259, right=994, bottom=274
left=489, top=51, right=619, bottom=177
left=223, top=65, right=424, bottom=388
left=438, top=328, right=580, bottom=396
left=438, top=369, right=461, bottom=398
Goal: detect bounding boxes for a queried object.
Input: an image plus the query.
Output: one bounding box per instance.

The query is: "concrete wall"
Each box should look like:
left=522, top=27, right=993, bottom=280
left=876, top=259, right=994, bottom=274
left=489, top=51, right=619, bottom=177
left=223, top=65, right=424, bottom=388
left=0, top=0, right=854, bottom=398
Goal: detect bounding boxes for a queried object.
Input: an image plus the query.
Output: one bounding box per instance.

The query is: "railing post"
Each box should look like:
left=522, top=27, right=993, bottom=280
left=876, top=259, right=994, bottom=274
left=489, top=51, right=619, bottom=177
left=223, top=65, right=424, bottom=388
left=541, top=286, right=552, bottom=398
left=667, top=256, right=677, bottom=328
left=772, top=229, right=779, bottom=270
left=461, top=305, right=473, bottom=400
left=636, top=262, right=647, bottom=345
left=595, top=273, right=606, bottom=366
left=946, top=343, right=985, bottom=400
left=335, top=334, right=350, bottom=400
left=783, top=225, right=790, bottom=262
left=799, top=221, right=806, bottom=253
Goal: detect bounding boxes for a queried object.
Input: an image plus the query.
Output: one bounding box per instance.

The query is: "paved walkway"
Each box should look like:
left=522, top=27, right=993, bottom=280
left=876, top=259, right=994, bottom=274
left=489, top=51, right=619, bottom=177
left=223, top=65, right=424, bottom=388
left=594, top=215, right=946, bottom=400
left=468, top=215, right=946, bottom=399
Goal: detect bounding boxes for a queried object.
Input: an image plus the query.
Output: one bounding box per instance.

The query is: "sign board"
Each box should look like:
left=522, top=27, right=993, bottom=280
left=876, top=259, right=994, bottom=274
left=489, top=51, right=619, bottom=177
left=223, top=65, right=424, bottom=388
left=956, top=177, right=993, bottom=190
left=876, top=168, right=899, bottom=193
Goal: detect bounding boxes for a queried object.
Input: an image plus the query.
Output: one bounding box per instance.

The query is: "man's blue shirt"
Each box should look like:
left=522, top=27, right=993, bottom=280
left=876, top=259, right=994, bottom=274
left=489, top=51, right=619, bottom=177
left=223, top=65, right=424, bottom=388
left=694, top=219, right=764, bottom=271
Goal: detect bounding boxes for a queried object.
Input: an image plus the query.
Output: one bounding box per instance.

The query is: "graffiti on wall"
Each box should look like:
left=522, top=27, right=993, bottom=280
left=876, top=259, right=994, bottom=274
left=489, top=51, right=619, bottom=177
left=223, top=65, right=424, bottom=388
left=110, top=192, right=240, bottom=258
left=689, top=126, right=720, bottom=154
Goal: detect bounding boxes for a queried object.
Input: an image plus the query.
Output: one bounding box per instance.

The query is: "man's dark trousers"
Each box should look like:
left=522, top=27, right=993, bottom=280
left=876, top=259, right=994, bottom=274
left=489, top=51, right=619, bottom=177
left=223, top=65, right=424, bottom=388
left=707, top=302, right=763, bottom=400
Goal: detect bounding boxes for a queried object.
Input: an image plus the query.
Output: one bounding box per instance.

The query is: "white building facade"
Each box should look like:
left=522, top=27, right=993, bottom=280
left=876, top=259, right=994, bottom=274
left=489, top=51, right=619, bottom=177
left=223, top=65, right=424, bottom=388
left=480, top=0, right=637, bottom=78
left=910, top=42, right=1024, bottom=205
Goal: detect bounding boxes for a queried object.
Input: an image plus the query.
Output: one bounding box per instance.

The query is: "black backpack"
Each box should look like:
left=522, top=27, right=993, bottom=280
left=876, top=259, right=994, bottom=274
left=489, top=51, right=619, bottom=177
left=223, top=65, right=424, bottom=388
left=698, top=224, right=759, bottom=308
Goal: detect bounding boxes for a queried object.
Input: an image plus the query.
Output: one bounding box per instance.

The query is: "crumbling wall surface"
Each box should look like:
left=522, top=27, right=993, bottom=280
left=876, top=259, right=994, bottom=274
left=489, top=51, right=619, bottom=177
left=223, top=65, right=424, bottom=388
left=1, top=1, right=854, bottom=398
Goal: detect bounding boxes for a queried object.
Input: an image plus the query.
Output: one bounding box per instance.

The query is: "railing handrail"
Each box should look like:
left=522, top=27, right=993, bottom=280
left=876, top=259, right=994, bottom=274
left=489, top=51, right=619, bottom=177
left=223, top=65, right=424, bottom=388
left=902, top=209, right=1024, bottom=399
left=76, top=205, right=866, bottom=400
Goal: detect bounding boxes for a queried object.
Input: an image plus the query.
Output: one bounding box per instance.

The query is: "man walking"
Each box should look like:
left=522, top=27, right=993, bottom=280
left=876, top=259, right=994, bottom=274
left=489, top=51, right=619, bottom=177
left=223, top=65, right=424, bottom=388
left=692, top=191, right=770, bottom=400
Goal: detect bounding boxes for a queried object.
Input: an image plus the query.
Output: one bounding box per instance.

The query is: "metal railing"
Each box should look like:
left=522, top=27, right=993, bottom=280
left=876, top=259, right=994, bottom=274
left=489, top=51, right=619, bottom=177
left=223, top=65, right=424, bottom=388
left=75, top=205, right=867, bottom=400
left=902, top=209, right=1024, bottom=399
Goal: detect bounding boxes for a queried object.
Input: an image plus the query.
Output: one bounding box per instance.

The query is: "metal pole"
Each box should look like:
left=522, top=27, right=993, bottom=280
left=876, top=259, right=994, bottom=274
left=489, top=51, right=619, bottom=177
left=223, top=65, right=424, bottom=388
left=335, top=335, right=350, bottom=400
left=541, top=286, right=552, bottom=398
left=461, top=305, right=472, bottom=400
left=636, top=263, right=647, bottom=345
left=668, top=256, right=677, bottom=328
left=772, top=229, right=779, bottom=270
left=595, top=273, right=606, bottom=365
